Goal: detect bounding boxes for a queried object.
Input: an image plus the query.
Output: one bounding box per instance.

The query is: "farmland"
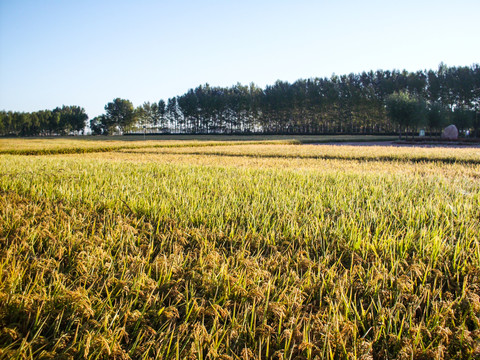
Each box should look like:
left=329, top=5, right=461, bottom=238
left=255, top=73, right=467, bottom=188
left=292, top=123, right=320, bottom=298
left=0, top=138, right=479, bottom=359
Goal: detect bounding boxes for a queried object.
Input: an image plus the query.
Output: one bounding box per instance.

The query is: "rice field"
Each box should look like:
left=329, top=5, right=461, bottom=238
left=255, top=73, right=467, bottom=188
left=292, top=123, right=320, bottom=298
left=0, top=138, right=479, bottom=359
left=0, top=135, right=395, bottom=155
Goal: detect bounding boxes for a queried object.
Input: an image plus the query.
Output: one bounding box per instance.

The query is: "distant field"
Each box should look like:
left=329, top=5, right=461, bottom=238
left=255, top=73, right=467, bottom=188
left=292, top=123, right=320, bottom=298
left=0, top=135, right=395, bottom=154
left=119, top=143, right=480, bottom=164
left=1, top=139, right=479, bottom=359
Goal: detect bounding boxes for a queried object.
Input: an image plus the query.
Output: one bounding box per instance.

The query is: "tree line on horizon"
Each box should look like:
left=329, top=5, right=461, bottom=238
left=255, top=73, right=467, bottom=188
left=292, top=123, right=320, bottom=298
left=0, top=106, right=88, bottom=136
left=1, top=63, right=479, bottom=137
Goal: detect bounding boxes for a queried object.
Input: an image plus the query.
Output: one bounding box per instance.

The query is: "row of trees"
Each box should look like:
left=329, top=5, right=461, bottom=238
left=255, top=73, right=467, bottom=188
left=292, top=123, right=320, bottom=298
left=91, top=63, right=479, bottom=136
left=2, top=64, right=479, bottom=137
left=0, top=106, right=88, bottom=136
left=385, top=91, right=478, bottom=139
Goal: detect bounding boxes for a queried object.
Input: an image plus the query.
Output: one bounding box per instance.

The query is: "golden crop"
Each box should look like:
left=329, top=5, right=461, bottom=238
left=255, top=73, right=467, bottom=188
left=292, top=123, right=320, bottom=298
left=0, top=138, right=479, bottom=359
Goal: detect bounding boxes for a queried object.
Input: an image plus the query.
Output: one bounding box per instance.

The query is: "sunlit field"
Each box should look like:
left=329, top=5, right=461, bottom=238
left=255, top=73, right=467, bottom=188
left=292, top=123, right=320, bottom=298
left=1, top=138, right=479, bottom=359
left=0, top=135, right=395, bottom=155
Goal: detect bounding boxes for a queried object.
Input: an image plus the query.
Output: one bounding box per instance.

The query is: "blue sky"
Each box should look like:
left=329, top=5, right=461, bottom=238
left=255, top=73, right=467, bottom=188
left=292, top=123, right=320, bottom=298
left=1, top=0, right=479, bottom=118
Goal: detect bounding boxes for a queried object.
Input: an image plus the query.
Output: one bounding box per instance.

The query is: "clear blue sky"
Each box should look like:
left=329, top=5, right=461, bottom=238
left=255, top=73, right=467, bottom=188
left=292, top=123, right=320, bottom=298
left=1, top=0, right=479, bottom=118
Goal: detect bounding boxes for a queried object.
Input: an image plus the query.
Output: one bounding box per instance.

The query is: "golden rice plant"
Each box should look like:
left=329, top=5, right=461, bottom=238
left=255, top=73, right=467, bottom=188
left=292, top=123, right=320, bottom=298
left=0, top=141, right=479, bottom=359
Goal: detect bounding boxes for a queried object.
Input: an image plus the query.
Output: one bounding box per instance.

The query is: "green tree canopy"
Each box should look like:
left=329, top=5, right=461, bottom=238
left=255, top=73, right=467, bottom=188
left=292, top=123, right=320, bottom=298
left=452, top=107, right=474, bottom=133
left=104, top=98, right=137, bottom=133
left=426, top=102, right=448, bottom=135
left=385, top=91, right=425, bottom=139
left=136, top=101, right=166, bottom=130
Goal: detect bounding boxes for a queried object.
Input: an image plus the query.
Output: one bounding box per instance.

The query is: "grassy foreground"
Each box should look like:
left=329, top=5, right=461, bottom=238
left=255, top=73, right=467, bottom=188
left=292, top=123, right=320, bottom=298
left=0, top=138, right=479, bottom=359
